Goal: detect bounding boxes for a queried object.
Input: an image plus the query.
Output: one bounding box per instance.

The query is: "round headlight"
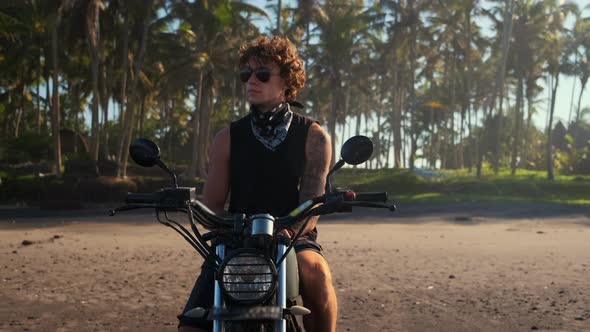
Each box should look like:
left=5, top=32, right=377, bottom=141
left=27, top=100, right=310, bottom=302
left=218, top=249, right=277, bottom=304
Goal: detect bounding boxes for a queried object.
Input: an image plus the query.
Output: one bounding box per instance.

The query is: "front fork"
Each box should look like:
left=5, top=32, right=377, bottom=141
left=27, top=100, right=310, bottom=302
left=275, top=243, right=287, bottom=332
left=213, top=244, right=226, bottom=332
left=211, top=243, right=288, bottom=332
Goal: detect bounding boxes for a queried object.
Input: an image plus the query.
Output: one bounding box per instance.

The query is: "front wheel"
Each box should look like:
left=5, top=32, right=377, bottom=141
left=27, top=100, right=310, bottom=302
left=224, top=317, right=300, bottom=332
left=225, top=321, right=272, bottom=332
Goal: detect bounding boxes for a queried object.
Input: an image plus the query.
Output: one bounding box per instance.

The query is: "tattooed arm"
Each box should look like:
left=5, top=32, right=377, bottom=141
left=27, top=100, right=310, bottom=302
left=289, top=122, right=332, bottom=235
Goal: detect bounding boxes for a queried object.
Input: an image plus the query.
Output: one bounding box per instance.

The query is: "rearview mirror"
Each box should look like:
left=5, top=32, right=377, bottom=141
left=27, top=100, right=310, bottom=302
left=340, top=135, right=373, bottom=165
left=325, top=135, right=374, bottom=193
left=129, top=138, right=161, bottom=167
left=129, top=138, right=177, bottom=187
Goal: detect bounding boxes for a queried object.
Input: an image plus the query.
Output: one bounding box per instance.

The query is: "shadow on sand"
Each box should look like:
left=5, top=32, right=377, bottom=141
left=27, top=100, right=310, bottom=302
left=1, top=201, right=589, bottom=228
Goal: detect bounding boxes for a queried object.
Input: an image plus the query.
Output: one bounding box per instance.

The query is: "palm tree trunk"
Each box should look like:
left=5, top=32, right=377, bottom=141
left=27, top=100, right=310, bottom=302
left=231, top=77, right=237, bottom=119
left=44, top=62, right=50, bottom=135
left=329, top=93, right=338, bottom=168
left=393, top=81, right=402, bottom=168
left=51, top=20, right=62, bottom=178
left=276, top=0, right=282, bottom=34
left=14, top=87, right=23, bottom=139
left=101, top=56, right=113, bottom=159
left=450, top=60, right=457, bottom=168
left=36, top=52, right=42, bottom=134
left=459, top=106, right=465, bottom=169
left=166, top=98, right=172, bottom=155
left=189, top=71, right=204, bottom=178
left=510, top=77, right=523, bottom=175
left=118, top=0, right=152, bottom=178
left=198, top=85, right=214, bottom=177
left=465, top=1, right=474, bottom=172
left=521, top=88, right=533, bottom=169
left=328, top=72, right=342, bottom=167
left=492, top=0, right=515, bottom=174
left=568, top=51, right=578, bottom=123
left=575, top=78, right=587, bottom=124
left=138, top=95, right=146, bottom=138
left=408, top=0, right=418, bottom=170
left=116, top=5, right=130, bottom=167
left=87, top=0, right=101, bottom=161
left=546, top=73, right=559, bottom=180
left=476, top=100, right=493, bottom=178
left=71, top=82, right=80, bottom=153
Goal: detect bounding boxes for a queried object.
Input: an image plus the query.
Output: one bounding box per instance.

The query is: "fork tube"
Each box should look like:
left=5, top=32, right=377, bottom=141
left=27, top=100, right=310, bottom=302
left=213, top=244, right=226, bottom=332
left=275, top=243, right=287, bottom=332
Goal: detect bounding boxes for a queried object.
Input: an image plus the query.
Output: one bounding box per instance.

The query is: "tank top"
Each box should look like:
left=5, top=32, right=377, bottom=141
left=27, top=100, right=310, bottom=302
left=228, top=111, right=318, bottom=238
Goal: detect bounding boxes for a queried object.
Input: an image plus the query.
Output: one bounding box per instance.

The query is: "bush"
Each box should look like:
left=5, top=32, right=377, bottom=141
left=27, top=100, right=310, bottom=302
left=571, top=146, right=590, bottom=175
left=77, top=176, right=137, bottom=203
left=0, top=176, right=43, bottom=203
left=134, top=176, right=204, bottom=193
left=0, top=133, right=51, bottom=163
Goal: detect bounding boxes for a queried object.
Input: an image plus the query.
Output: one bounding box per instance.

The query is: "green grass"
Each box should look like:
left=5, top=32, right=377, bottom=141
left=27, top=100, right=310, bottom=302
left=332, top=167, right=590, bottom=205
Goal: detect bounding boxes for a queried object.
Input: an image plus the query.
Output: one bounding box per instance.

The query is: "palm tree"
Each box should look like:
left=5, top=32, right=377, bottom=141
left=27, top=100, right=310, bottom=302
left=48, top=1, right=76, bottom=177
left=544, top=0, right=578, bottom=180
left=167, top=0, right=267, bottom=178
left=86, top=0, right=102, bottom=161
left=311, top=0, right=382, bottom=166
left=571, top=15, right=590, bottom=124
left=117, top=0, right=154, bottom=178
left=484, top=0, right=516, bottom=174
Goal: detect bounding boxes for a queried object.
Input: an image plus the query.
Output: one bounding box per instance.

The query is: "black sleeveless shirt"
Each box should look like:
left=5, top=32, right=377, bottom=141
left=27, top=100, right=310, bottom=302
left=228, top=112, right=317, bottom=222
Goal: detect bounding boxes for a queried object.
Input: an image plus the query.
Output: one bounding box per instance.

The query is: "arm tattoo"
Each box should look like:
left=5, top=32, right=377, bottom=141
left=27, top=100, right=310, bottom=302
left=292, top=125, right=331, bottom=234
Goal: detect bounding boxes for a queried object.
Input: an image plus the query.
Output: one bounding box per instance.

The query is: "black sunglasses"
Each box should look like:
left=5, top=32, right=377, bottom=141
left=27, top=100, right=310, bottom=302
left=239, top=67, right=275, bottom=83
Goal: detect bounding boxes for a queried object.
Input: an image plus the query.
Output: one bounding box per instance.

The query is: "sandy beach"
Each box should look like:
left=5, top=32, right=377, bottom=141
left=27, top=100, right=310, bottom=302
left=1, top=202, right=589, bottom=331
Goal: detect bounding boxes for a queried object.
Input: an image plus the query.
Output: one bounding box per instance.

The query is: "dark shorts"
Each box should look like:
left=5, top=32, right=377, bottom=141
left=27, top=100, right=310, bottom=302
left=177, top=235, right=322, bottom=330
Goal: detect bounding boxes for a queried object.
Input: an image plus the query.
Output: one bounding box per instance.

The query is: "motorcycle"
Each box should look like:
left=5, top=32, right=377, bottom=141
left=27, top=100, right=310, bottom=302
left=110, top=135, right=396, bottom=332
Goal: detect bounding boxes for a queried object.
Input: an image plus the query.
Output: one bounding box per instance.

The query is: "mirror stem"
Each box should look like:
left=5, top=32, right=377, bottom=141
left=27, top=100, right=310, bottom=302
left=325, top=159, right=345, bottom=193
left=156, top=159, right=178, bottom=188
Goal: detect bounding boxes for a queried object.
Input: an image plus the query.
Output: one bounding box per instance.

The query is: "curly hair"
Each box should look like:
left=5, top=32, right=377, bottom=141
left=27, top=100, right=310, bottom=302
left=239, top=35, right=306, bottom=102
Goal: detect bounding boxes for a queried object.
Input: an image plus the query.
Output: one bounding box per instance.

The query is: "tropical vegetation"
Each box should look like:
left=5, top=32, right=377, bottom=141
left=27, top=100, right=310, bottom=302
left=1, top=0, right=590, bottom=184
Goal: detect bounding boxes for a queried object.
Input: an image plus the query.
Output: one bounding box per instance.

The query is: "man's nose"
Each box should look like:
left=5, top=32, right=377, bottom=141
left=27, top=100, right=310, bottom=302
left=248, top=74, right=261, bottom=84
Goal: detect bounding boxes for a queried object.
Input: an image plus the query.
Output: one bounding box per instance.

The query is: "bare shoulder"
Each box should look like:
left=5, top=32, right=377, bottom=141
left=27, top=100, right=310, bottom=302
left=213, top=127, right=230, bottom=145
left=305, top=122, right=331, bottom=153
left=304, top=122, right=331, bottom=170
left=211, top=127, right=230, bottom=158
left=300, top=123, right=331, bottom=201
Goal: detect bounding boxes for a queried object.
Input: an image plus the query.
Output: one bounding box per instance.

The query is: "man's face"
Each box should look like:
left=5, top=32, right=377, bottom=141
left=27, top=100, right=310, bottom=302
left=241, top=59, right=286, bottom=112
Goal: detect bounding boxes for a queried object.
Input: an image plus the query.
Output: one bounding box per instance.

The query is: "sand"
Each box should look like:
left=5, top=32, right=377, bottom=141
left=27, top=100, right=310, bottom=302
left=1, top=202, right=589, bottom=331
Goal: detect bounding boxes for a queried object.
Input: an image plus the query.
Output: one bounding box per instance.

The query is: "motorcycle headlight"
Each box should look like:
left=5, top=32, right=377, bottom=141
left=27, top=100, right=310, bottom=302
left=218, top=249, right=277, bottom=304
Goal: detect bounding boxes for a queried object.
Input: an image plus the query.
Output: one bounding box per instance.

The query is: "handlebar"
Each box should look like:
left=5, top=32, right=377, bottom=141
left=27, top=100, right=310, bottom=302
left=111, top=187, right=396, bottom=267
left=126, top=192, right=160, bottom=204
left=354, top=192, right=388, bottom=203
left=112, top=188, right=396, bottom=229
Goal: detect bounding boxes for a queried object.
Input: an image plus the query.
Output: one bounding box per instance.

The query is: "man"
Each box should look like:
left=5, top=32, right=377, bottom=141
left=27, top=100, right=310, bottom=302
left=178, top=35, right=336, bottom=332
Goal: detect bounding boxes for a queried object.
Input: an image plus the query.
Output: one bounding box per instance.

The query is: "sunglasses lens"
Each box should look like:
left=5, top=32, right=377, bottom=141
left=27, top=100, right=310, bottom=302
left=239, top=68, right=252, bottom=82
left=255, top=68, right=271, bottom=82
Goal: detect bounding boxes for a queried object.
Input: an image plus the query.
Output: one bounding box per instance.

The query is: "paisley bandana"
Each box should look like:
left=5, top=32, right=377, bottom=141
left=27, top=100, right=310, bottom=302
left=250, top=103, right=293, bottom=151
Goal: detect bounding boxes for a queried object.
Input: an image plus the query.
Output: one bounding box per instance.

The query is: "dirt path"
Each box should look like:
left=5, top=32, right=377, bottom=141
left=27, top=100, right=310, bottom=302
left=1, top=204, right=589, bottom=331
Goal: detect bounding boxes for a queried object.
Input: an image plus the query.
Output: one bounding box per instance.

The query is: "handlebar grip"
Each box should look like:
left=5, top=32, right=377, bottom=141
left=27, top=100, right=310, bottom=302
left=355, top=192, right=388, bottom=203
left=126, top=192, right=159, bottom=204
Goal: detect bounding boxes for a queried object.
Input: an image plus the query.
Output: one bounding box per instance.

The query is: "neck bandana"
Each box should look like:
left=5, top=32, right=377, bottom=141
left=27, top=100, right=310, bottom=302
left=250, top=103, right=293, bottom=151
